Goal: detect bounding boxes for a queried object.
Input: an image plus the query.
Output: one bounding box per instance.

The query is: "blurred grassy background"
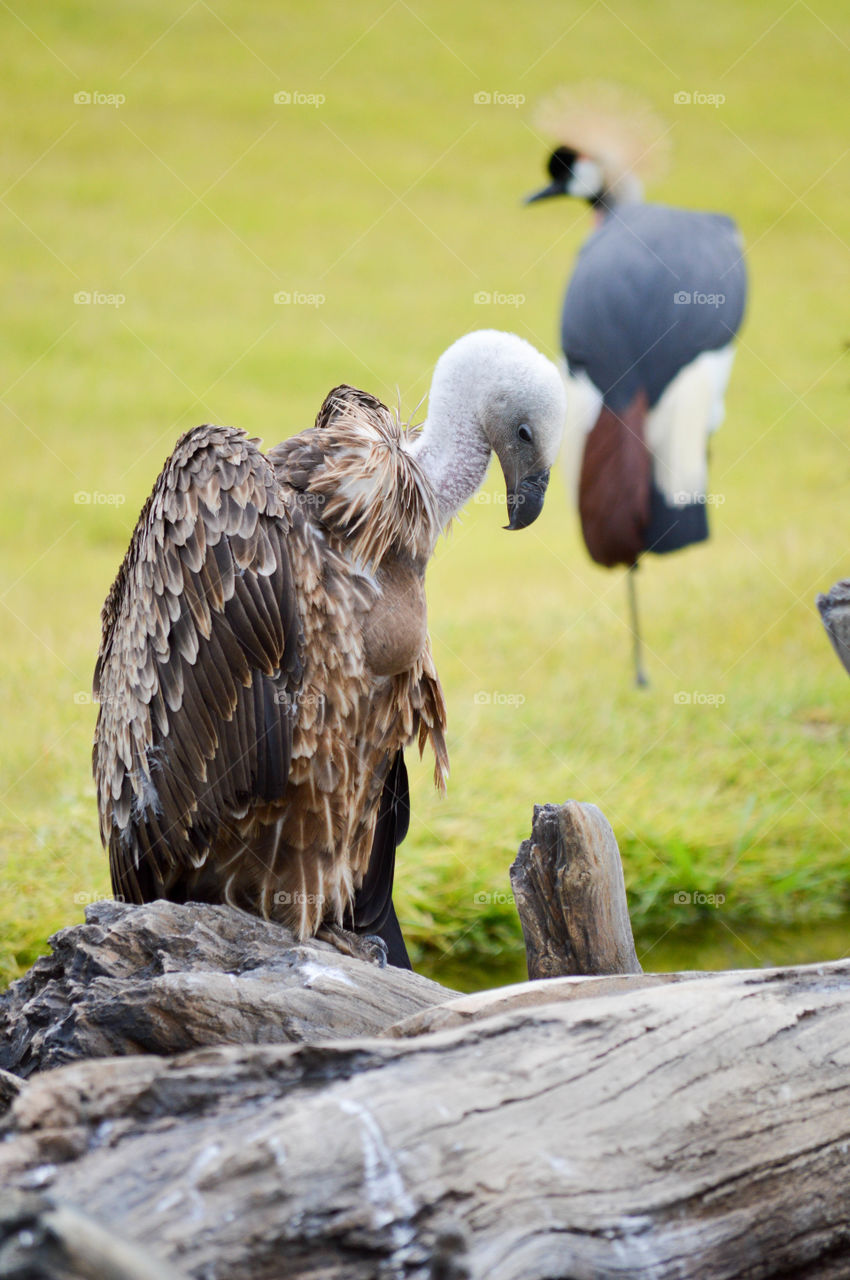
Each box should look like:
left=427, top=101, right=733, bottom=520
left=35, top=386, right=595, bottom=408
left=1, top=0, right=849, bottom=990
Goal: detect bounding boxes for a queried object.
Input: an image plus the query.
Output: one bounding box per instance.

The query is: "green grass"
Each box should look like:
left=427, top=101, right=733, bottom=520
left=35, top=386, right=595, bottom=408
left=2, top=0, right=849, bottom=990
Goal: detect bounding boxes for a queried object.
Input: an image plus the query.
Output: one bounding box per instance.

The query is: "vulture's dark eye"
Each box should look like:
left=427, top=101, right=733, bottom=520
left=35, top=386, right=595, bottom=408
left=517, top=424, right=532, bottom=443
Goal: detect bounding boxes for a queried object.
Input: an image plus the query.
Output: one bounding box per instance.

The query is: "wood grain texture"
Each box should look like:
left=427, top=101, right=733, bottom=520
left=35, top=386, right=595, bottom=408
left=0, top=900, right=454, bottom=1080
left=0, top=1191, right=185, bottom=1280
left=510, top=800, right=641, bottom=979
left=3, top=960, right=850, bottom=1279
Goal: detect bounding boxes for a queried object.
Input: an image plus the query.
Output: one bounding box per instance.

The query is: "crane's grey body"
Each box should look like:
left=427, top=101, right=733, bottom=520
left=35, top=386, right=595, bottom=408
left=526, top=109, right=749, bottom=683
left=561, top=203, right=747, bottom=415
left=560, top=204, right=747, bottom=561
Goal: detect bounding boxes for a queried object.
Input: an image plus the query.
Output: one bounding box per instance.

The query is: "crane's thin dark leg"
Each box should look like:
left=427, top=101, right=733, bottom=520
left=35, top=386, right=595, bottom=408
left=628, top=565, right=649, bottom=688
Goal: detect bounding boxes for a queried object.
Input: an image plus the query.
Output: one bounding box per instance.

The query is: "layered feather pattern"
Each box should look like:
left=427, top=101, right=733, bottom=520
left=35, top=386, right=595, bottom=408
left=93, top=389, right=448, bottom=943
left=276, top=385, right=441, bottom=570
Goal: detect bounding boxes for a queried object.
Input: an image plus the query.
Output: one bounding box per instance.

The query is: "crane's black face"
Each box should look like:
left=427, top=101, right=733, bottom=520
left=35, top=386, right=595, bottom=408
left=524, top=147, right=577, bottom=203
left=525, top=147, right=604, bottom=206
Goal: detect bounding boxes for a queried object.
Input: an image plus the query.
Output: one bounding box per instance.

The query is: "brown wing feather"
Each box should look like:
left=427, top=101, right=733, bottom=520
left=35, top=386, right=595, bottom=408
left=268, top=385, right=439, bottom=570
left=93, top=425, right=302, bottom=904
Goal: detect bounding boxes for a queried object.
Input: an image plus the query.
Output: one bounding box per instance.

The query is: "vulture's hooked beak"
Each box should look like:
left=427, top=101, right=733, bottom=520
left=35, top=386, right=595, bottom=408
left=505, top=469, right=550, bottom=530
left=524, top=182, right=566, bottom=205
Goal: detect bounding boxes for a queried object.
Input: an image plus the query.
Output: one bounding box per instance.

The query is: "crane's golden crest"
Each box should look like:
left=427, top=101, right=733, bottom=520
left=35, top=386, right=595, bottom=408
left=534, top=82, right=671, bottom=195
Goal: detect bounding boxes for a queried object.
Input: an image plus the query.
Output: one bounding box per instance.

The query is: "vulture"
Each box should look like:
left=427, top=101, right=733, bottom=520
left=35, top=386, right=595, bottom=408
left=525, top=85, right=748, bottom=684
left=93, top=330, right=566, bottom=968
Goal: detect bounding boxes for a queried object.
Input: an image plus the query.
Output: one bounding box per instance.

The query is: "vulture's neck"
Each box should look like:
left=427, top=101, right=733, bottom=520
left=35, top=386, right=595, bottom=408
left=408, top=404, right=491, bottom=529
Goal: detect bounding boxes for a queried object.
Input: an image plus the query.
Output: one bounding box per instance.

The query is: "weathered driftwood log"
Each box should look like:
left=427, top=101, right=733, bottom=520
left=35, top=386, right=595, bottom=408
left=0, top=1190, right=185, bottom=1280
left=3, top=806, right=850, bottom=1278
left=0, top=900, right=455, bottom=1079
left=817, top=578, right=850, bottom=677
left=387, top=969, right=703, bottom=1038
left=510, top=800, right=641, bottom=979
left=3, top=960, right=850, bottom=1279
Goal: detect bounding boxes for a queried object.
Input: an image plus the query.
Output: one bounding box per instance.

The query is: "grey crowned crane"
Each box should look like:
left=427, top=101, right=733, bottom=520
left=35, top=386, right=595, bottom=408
left=526, top=86, right=748, bottom=685
left=93, top=331, right=565, bottom=969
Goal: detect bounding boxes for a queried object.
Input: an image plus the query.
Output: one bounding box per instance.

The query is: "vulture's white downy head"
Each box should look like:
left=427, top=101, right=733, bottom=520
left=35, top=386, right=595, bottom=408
left=415, top=329, right=566, bottom=531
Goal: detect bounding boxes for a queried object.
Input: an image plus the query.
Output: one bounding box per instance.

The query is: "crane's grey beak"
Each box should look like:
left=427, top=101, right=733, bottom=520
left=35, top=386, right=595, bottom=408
left=505, top=469, right=550, bottom=530
left=524, top=182, right=566, bottom=205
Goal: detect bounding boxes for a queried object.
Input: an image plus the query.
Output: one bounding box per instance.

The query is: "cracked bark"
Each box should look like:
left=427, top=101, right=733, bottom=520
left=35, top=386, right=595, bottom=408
left=1, top=809, right=849, bottom=1279
left=510, top=800, right=642, bottom=979
left=2, top=960, right=850, bottom=1279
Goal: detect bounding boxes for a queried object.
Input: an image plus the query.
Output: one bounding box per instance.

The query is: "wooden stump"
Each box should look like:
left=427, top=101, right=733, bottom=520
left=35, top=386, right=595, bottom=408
left=510, top=800, right=641, bottom=979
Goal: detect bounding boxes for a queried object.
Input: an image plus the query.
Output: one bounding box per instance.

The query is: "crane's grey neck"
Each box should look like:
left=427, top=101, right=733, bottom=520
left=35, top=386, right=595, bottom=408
left=407, top=404, right=491, bottom=529
left=595, top=170, right=644, bottom=215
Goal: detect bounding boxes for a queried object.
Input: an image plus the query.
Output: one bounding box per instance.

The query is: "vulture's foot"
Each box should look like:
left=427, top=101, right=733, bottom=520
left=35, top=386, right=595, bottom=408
left=318, top=923, right=389, bottom=968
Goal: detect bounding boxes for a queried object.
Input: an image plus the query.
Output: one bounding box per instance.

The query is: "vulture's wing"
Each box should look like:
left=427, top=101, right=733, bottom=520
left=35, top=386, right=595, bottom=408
left=346, top=750, right=412, bottom=968
left=270, top=384, right=440, bottom=571
left=93, top=425, right=301, bottom=903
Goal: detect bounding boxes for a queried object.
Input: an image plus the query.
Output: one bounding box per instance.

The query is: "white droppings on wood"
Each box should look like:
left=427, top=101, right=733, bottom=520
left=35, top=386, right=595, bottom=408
left=299, top=961, right=355, bottom=990
left=338, top=1098, right=415, bottom=1243
left=19, top=1163, right=56, bottom=1189
left=155, top=1143, right=222, bottom=1224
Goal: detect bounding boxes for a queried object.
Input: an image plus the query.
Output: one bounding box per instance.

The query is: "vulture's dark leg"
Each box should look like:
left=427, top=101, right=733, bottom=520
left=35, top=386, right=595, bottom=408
left=628, top=564, right=649, bottom=688
left=346, top=751, right=413, bottom=970
left=317, top=922, right=388, bottom=968
left=373, top=901, right=412, bottom=969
